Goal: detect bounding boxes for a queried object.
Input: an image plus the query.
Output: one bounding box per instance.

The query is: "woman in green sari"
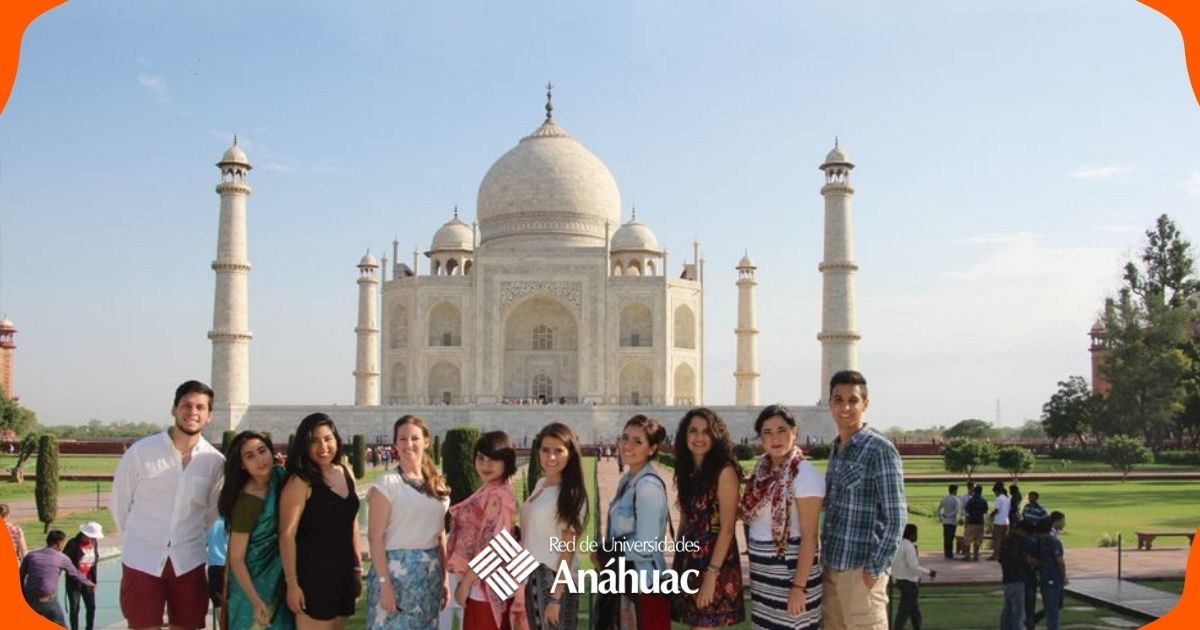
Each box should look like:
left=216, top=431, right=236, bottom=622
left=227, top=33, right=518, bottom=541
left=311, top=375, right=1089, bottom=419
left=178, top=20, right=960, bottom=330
left=219, top=431, right=295, bottom=630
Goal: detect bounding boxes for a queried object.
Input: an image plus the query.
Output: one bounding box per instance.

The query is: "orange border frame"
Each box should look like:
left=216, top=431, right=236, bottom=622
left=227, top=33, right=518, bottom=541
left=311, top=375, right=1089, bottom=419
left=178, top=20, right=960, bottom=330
left=0, top=1, right=1197, bottom=627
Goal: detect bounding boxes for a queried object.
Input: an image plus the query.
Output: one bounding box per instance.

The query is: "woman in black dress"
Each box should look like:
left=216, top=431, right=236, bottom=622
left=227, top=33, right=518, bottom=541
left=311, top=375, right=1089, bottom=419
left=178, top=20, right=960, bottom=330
left=279, top=413, right=363, bottom=629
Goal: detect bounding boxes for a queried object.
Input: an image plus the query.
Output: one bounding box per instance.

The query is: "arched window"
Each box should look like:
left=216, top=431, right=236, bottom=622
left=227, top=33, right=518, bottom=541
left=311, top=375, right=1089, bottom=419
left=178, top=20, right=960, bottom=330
left=532, top=324, right=554, bottom=350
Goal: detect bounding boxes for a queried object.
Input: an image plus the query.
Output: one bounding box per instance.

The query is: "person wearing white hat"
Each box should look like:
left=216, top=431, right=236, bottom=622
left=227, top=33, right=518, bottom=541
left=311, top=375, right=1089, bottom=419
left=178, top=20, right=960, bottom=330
left=64, top=522, right=105, bottom=630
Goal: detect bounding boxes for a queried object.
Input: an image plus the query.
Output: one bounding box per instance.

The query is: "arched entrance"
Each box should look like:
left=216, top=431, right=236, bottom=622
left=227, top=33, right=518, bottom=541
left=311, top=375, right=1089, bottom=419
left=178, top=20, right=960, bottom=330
left=502, top=295, right=579, bottom=403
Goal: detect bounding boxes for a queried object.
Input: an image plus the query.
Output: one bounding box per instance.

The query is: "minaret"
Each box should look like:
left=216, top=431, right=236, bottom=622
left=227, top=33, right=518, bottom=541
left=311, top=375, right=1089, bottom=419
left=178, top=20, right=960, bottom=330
left=817, top=140, right=861, bottom=404
left=734, top=253, right=759, bottom=405
left=1089, top=318, right=1110, bottom=397
left=354, top=251, right=381, bottom=405
left=0, top=317, right=17, bottom=399
left=210, top=138, right=253, bottom=432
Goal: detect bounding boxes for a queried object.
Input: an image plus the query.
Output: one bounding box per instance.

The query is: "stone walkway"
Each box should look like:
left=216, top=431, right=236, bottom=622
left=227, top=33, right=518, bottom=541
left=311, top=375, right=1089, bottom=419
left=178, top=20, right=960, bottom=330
left=593, top=456, right=1190, bottom=585
left=1066, top=577, right=1180, bottom=620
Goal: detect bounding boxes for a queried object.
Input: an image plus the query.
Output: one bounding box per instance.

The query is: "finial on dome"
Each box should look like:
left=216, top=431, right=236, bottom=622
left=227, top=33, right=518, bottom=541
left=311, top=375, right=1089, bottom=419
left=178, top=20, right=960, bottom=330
left=545, top=82, right=554, bottom=122
left=631, top=205, right=637, bottom=221
left=453, top=204, right=459, bottom=219
left=834, top=135, right=838, bottom=148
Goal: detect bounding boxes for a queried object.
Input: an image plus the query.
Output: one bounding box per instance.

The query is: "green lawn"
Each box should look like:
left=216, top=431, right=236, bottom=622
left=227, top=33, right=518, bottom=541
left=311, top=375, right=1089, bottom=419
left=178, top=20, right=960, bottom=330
left=17, top=507, right=116, bottom=539
left=0, top=454, right=124, bottom=475
left=905, top=479, right=1200, bottom=550
left=742, top=456, right=1200, bottom=476
left=0, top=479, right=112, bottom=502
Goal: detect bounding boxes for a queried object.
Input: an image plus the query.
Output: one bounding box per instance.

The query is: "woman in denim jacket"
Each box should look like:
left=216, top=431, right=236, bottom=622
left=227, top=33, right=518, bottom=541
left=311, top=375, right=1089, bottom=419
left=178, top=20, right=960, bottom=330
left=606, top=414, right=671, bottom=630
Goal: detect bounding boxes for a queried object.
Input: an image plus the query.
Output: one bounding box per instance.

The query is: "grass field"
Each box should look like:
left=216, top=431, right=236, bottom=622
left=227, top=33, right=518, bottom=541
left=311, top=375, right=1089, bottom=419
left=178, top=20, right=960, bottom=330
left=905, top=479, right=1200, bottom=550
left=749, top=456, right=1200, bottom=476
left=17, top=507, right=116, bottom=539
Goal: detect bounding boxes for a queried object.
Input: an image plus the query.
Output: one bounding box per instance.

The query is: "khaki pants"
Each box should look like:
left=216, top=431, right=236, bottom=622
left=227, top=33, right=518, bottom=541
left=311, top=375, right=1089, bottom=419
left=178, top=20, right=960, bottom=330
left=964, top=524, right=985, bottom=559
left=821, top=565, right=889, bottom=630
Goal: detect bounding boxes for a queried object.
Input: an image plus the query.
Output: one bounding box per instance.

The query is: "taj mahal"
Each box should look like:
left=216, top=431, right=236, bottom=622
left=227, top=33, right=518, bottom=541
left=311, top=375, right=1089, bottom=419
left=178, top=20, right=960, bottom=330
left=203, top=90, right=860, bottom=444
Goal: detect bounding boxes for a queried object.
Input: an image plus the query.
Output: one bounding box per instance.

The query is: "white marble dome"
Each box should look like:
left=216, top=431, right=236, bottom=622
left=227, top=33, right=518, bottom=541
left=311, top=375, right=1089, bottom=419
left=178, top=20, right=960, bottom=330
left=219, top=144, right=250, bottom=166
left=476, top=118, right=621, bottom=247
left=823, top=144, right=852, bottom=166
left=431, top=217, right=474, bottom=251
left=737, top=252, right=757, bottom=269
left=611, top=217, right=660, bottom=252
left=358, top=251, right=378, bottom=267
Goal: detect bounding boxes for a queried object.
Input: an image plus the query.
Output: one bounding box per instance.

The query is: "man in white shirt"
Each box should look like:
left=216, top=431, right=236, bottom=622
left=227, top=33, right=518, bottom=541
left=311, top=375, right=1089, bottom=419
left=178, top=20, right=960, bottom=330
left=890, top=523, right=935, bottom=630
left=935, top=484, right=961, bottom=559
left=988, top=481, right=1012, bottom=561
left=110, top=380, right=224, bottom=630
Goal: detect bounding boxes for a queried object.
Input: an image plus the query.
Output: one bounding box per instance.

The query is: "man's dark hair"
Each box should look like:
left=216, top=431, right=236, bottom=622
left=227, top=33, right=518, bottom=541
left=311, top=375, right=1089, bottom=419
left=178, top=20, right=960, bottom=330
left=948, top=484, right=958, bottom=494
left=1049, top=510, right=1065, bottom=523
left=973, top=485, right=984, bottom=497
left=1028, top=491, right=1040, bottom=502
left=46, top=530, right=67, bottom=547
left=829, top=370, right=868, bottom=398
left=173, top=380, right=214, bottom=407
left=903, top=523, right=918, bottom=542
left=992, top=481, right=1008, bottom=495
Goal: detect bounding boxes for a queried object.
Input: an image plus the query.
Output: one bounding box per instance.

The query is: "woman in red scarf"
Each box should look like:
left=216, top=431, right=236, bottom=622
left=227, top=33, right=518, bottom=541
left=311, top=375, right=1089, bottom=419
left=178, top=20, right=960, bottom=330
left=739, top=405, right=825, bottom=630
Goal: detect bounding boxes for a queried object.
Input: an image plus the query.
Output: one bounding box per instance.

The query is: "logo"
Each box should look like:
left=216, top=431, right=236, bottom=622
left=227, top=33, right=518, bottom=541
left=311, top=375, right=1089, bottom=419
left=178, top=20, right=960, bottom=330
left=468, top=529, right=539, bottom=600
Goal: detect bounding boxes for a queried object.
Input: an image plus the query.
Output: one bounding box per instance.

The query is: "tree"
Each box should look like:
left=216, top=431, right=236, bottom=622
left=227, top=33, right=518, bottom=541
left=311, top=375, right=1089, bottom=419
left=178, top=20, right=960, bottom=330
left=1102, top=434, right=1153, bottom=481
left=221, top=430, right=236, bottom=454
left=35, top=434, right=59, bottom=532
left=9, top=432, right=39, bottom=483
left=943, top=419, right=995, bottom=440
left=442, top=426, right=481, bottom=505
left=942, top=438, right=995, bottom=481
left=1014, top=419, right=1048, bottom=440
left=1098, top=214, right=1198, bottom=448
left=0, top=390, right=36, bottom=437
left=432, top=434, right=442, bottom=466
left=1041, top=376, right=1101, bottom=444
left=526, top=437, right=544, bottom=498
left=350, top=434, right=367, bottom=480
left=996, top=446, right=1035, bottom=479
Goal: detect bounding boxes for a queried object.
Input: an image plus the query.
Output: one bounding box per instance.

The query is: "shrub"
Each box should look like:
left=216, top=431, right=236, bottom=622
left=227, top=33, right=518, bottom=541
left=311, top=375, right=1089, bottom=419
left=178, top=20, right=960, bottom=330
left=443, top=426, right=482, bottom=505
left=805, top=444, right=831, bottom=460
left=350, top=434, right=367, bottom=480
left=1102, top=435, right=1153, bottom=481
left=1097, top=532, right=1122, bottom=548
left=433, top=434, right=442, bottom=466
left=942, top=438, right=996, bottom=480
left=526, top=440, right=543, bottom=497
left=35, top=434, right=59, bottom=533
left=733, top=443, right=756, bottom=461
left=996, top=446, right=1035, bottom=479
left=1154, top=450, right=1200, bottom=466
left=657, top=452, right=675, bottom=468
left=221, top=430, right=236, bottom=454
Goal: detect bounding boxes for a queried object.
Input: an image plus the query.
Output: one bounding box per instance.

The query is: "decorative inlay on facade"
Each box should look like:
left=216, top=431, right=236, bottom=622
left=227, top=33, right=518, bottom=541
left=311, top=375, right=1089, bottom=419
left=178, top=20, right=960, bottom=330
left=499, top=281, right=582, bottom=311
left=483, top=213, right=608, bottom=241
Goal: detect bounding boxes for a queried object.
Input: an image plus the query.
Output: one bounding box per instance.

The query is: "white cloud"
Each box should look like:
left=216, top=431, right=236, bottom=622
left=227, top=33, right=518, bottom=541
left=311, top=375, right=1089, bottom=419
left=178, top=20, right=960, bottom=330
left=1181, top=172, right=1200, bottom=200
left=136, top=72, right=171, bottom=105
left=1071, top=163, right=1134, bottom=181
left=955, top=231, right=1043, bottom=246
left=1092, top=224, right=1139, bottom=234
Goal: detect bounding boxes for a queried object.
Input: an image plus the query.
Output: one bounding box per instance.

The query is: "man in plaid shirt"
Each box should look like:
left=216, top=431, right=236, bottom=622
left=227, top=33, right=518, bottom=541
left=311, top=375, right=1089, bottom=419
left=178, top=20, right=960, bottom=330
left=819, top=370, right=907, bottom=630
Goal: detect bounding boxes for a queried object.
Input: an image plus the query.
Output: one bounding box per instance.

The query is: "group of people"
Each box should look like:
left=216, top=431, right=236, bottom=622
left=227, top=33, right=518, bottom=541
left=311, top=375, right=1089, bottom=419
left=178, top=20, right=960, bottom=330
left=14, top=369, right=911, bottom=630
left=935, top=481, right=1054, bottom=563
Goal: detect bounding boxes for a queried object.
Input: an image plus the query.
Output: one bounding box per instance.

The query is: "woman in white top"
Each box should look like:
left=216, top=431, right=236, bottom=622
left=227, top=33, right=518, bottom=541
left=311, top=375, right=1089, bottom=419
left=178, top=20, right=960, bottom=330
left=521, top=422, right=588, bottom=630
left=366, top=415, right=452, bottom=630
left=738, top=405, right=825, bottom=630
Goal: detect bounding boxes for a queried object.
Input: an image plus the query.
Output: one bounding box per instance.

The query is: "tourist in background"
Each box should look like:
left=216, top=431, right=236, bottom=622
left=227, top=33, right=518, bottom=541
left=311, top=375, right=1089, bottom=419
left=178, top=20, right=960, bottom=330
left=2, top=503, right=27, bottom=565
left=219, top=431, right=294, bottom=629
left=63, top=522, right=104, bottom=630
left=962, top=486, right=988, bottom=561
left=607, top=415, right=671, bottom=629
left=987, top=482, right=1011, bottom=561
left=279, top=413, right=363, bottom=629
left=522, top=423, right=588, bottom=630
left=935, top=485, right=960, bottom=560
left=997, top=519, right=1034, bottom=630
left=366, top=415, right=451, bottom=630
left=1021, top=491, right=1048, bottom=524
left=1007, top=484, right=1023, bottom=523
left=110, top=380, right=224, bottom=630
left=207, top=517, right=228, bottom=626
left=740, top=404, right=824, bottom=630
left=889, top=523, right=934, bottom=630
left=1032, top=519, right=1065, bottom=630
left=670, top=407, right=746, bottom=629
left=820, top=371, right=906, bottom=630
left=20, top=529, right=96, bottom=626
left=447, top=431, right=518, bottom=630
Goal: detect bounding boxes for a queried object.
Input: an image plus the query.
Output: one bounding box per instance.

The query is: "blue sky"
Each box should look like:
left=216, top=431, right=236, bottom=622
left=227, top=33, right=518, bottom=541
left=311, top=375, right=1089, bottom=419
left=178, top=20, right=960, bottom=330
left=1, top=0, right=1197, bottom=429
